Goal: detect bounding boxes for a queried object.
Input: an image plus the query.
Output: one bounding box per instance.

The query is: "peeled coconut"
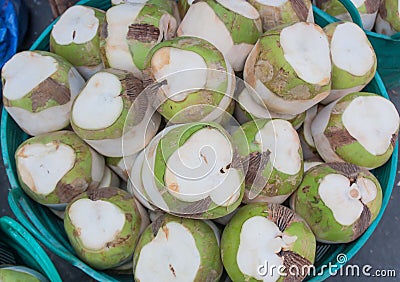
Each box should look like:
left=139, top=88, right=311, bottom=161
left=291, top=162, right=382, bottom=243
left=71, top=69, right=161, bottom=157
left=98, top=166, right=121, bottom=188
left=221, top=203, right=316, bottom=281
left=2, top=51, right=85, bottom=136
left=177, top=0, right=262, bottom=71
left=0, top=266, right=48, bottom=282
left=234, top=83, right=306, bottom=129
left=232, top=119, right=303, bottom=203
left=111, top=0, right=180, bottom=20
left=133, top=214, right=223, bottom=282
left=312, top=92, right=400, bottom=169
left=375, top=0, right=400, bottom=35
left=133, top=123, right=245, bottom=219
left=321, top=22, right=376, bottom=104
left=106, top=153, right=138, bottom=181
left=50, top=6, right=106, bottom=79
left=303, top=160, right=324, bottom=172
left=100, top=3, right=178, bottom=79
left=144, top=36, right=235, bottom=123
left=64, top=187, right=142, bottom=270
left=249, top=0, right=314, bottom=31
left=244, top=22, right=332, bottom=115
left=316, top=0, right=380, bottom=31
left=15, top=131, right=105, bottom=209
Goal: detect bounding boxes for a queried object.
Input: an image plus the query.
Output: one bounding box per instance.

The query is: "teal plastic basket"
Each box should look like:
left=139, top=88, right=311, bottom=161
left=314, top=0, right=400, bottom=89
left=1, top=0, right=398, bottom=281
left=0, top=216, right=62, bottom=282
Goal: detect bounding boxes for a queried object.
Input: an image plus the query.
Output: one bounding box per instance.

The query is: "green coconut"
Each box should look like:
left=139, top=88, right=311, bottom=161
left=2, top=51, right=85, bottom=136
left=0, top=266, right=48, bottom=282
left=177, top=0, right=262, bottom=71
left=244, top=22, right=332, bottom=115
left=291, top=162, right=382, bottom=243
left=15, top=131, right=105, bottom=209
left=232, top=118, right=303, bottom=203
left=311, top=92, right=399, bottom=169
left=221, top=203, right=316, bottom=281
left=375, top=0, right=400, bottom=35
left=64, top=187, right=142, bottom=270
left=50, top=6, right=106, bottom=79
left=133, top=214, right=223, bottom=281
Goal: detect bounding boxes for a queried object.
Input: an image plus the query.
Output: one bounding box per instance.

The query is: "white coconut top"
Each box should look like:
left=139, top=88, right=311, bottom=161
left=255, top=0, right=288, bottom=6
left=135, top=221, right=201, bottom=282
left=17, top=142, right=76, bottom=195
left=350, top=0, right=365, bottom=8
left=216, top=0, right=260, bottom=19
left=2, top=52, right=58, bottom=100
left=68, top=199, right=125, bottom=250
left=342, top=96, right=399, bottom=155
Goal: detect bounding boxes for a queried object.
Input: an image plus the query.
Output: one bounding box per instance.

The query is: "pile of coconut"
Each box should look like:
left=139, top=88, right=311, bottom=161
left=2, top=0, right=399, bottom=281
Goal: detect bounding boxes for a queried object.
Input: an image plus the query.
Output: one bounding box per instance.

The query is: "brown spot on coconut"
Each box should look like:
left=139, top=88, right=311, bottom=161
left=31, top=77, right=70, bottom=112
left=127, top=23, right=160, bottom=43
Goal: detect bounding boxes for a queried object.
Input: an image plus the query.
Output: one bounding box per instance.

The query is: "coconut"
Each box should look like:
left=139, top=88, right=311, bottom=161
left=2, top=51, right=85, bottom=136
left=133, top=214, right=223, bottom=282
left=232, top=119, right=303, bottom=203
left=71, top=69, right=161, bottom=157
left=221, top=203, right=316, bottom=281
left=144, top=36, right=236, bottom=123
left=244, top=22, right=332, bottom=115
left=0, top=266, right=48, bottom=282
left=303, top=160, right=324, bottom=172
left=375, top=0, right=400, bottom=35
left=177, top=0, right=193, bottom=18
left=312, top=92, right=400, bottom=169
left=249, top=0, right=314, bottom=31
left=177, top=0, right=262, bottom=71
left=100, top=3, right=178, bottom=79
left=64, top=187, right=142, bottom=270
left=50, top=6, right=106, bottom=79
left=315, top=0, right=380, bottom=31
left=98, top=166, right=121, bottom=188
left=291, top=162, right=382, bottom=243
left=321, top=22, right=376, bottom=104
left=106, top=153, right=138, bottom=181
left=15, top=131, right=105, bottom=209
left=234, top=83, right=306, bottom=129
left=111, top=0, right=180, bottom=21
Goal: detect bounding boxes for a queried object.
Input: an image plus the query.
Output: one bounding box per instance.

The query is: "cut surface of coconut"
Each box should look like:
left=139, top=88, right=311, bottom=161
left=68, top=199, right=125, bottom=250
left=255, top=0, right=288, bottom=6
left=2, top=52, right=58, bottom=100
left=52, top=6, right=99, bottom=45
left=17, top=142, right=76, bottom=195
left=331, top=22, right=374, bottom=76
left=342, top=96, right=400, bottom=155
left=72, top=72, right=123, bottom=130
left=135, top=221, right=201, bottom=282
left=280, top=23, right=331, bottom=85
left=303, top=105, right=318, bottom=147
left=255, top=119, right=302, bottom=175
left=216, top=0, right=260, bottom=19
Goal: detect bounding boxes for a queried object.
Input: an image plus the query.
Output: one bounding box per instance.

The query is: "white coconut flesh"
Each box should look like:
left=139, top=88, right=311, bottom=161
left=303, top=105, right=318, bottom=147
left=255, top=120, right=302, bottom=175
left=164, top=127, right=241, bottom=206
left=331, top=22, right=374, bottom=76
left=303, top=161, right=323, bottom=172
left=342, top=96, right=400, bottom=155
left=151, top=47, right=208, bottom=102
left=135, top=221, right=201, bottom=282
left=99, top=166, right=120, bottom=188
left=52, top=6, right=99, bottom=45
left=237, top=216, right=298, bottom=281
left=2, top=52, right=57, bottom=100
left=255, top=0, right=288, bottom=6
left=105, top=4, right=145, bottom=75
left=216, top=0, right=260, bottom=19
left=322, top=84, right=363, bottom=105
left=280, top=23, right=331, bottom=85
left=68, top=199, right=126, bottom=250
left=17, top=142, right=76, bottom=195
left=318, top=173, right=378, bottom=225
left=72, top=72, right=123, bottom=130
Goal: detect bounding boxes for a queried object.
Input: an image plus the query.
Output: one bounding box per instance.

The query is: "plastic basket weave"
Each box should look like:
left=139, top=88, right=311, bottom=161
left=314, top=0, right=400, bottom=89
left=0, top=0, right=398, bottom=281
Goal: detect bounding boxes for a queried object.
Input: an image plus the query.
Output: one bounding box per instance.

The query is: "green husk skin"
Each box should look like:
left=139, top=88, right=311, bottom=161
left=0, top=268, right=41, bottom=282
left=178, top=0, right=191, bottom=19
left=232, top=119, right=303, bottom=201
left=153, top=122, right=244, bottom=219
left=324, top=92, right=398, bottom=168
left=316, top=0, right=371, bottom=16
left=324, top=22, right=376, bottom=90
left=3, top=51, right=73, bottom=113
left=113, top=0, right=178, bottom=16
left=50, top=7, right=106, bottom=67
left=291, top=163, right=382, bottom=243
left=133, top=214, right=223, bottom=281
left=145, top=37, right=229, bottom=123
left=64, top=187, right=142, bottom=270
left=15, top=131, right=96, bottom=205
left=71, top=68, right=145, bottom=140
left=378, top=0, right=400, bottom=32
left=221, top=203, right=316, bottom=281
left=249, top=0, right=313, bottom=31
